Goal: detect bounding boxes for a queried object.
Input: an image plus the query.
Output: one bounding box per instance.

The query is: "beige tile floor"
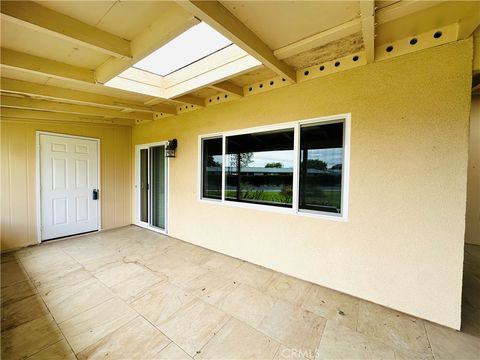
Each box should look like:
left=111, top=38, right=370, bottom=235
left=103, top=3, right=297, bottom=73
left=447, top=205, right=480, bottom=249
left=1, top=225, right=479, bottom=360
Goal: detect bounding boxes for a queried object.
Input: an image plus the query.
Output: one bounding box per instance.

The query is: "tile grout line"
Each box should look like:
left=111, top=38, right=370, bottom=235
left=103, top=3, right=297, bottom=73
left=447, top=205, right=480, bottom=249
left=140, top=261, right=318, bottom=358
left=192, top=315, right=234, bottom=358
left=124, top=299, right=194, bottom=358
left=124, top=268, right=278, bottom=359
left=15, top=252, right=79, bottom=360
left=194, top=291, right=296, bottom=360
left=182, top=283, right=284, bottom=355
left=23, top=242, right=124, bottom=357
left=54, top=240, right=172, bottom=357
left=60, top=232, right=196, bottom=357
left=24, top=339, right=73, bottom=360
left=423, top=320, right=438, bottom=360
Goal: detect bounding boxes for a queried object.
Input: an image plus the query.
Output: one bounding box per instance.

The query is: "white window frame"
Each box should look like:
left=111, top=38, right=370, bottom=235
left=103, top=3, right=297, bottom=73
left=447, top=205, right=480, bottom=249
left=197, top=113, right=351, bottom=221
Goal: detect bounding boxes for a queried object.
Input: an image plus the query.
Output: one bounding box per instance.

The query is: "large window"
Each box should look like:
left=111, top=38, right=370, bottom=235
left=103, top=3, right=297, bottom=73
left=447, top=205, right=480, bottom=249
left=225, top=129, right=294, bottom=207
left=199, top=115, right=349, bottom=219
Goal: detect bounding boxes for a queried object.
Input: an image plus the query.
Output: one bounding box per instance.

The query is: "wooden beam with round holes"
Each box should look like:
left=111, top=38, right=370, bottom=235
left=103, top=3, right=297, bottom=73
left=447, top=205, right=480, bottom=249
left=243, top=76, right=292, bottom=97
left=176, top=103, right=203, bottom=114
left=153, top=112, right=175, bottom=120
left=171, top=95, right=205, bottom=107
left=209, top=81, right=244, bottom=97
left=374, top=23, right=458, bottom=62
left=205, top=92, right=237, bottom=107
left=296, top=51, right=367, bottom=83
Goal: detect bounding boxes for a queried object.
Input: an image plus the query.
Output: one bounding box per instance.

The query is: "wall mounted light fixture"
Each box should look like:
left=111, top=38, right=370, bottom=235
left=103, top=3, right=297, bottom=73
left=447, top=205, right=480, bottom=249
left=165, top=139, right=178, bottom=157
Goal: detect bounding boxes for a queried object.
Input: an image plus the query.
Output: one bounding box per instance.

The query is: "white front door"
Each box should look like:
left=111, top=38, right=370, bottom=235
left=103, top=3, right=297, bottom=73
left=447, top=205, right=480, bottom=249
left=39, top=133, right=99, bottom=240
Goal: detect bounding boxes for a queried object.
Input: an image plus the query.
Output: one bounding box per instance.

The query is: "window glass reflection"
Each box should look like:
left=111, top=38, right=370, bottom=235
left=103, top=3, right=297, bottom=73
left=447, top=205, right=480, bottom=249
left=202, top=137, right=223, bottom=199
left=225, top=129, right=294, bottom=207
left=299, top=122, right=344, bottom=214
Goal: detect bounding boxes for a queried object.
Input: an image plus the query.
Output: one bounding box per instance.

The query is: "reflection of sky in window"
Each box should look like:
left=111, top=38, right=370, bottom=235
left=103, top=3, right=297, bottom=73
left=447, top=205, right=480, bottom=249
left=213, top=148, right=342, bottom=168
left=249, top=149, right=342, bottom=168
left=211, top=155, right=222, bottom=165
left=249, top=150, right=294, bottom=167
left=308, top=148, right=343, bottom=167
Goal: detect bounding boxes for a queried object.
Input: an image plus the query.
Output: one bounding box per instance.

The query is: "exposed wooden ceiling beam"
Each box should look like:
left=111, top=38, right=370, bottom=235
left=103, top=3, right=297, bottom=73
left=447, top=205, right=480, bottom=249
left=209, top=81, right=244, bottom=97
left=474, top=28, right=480, bottom=74
left=165, top=55, right=261, bottom=98
left=0, top=108, right=133, bottom=126
left=457, top=2, right=480, bottom=39
left=376, top=0, right=447, bottom=25
left=179, top=1, right=297, bottom=83
left=274, top=19, right=362, bottom=60
left=360, top=1, right=375, bottom=63
left=104, top=76, right=168, bottom=99
left=0, top=95, right=152, bottom=121
left=374, top=23, right=458, bottom=62
left=0, top=77, right=176, bottom=115
left=1, top=48, right=95, bottom=84
left=1, top=1, right=131, bottom=59
left=163, top=45, right=249, bottom=86
left=95, top=6, right=199, bottom=84
left=170, top=95, right=205, bottom=107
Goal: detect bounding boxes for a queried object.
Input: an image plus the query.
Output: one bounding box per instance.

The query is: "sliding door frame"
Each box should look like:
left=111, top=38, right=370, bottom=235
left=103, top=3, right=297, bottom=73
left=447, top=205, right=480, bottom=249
left=134, top=141, right=169, bottom=234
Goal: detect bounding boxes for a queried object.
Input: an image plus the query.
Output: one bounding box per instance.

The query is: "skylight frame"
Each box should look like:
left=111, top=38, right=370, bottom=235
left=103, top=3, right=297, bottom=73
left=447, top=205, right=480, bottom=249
left=133, top=22, right=234, bottom=77
left=104, top=22, right=263, bottom=100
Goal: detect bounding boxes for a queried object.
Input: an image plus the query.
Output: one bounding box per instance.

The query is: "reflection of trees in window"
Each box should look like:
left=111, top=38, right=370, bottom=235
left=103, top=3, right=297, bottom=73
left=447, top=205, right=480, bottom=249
left=226, top=129, right=294, bottom=207
left=300, top=122, right=344, bottom=213
left=306, top=159, right=327, bottom=170
left=207, top=155, right=221, bottom=167
left=265, top=162, right=283, bottom=168
left=202, top=138, right=222, bottom=199
left=228, top=152, right=253, bottom=170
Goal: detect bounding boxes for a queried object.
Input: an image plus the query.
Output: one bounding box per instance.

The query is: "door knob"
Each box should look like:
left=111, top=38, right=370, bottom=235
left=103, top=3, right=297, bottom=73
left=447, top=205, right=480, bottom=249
left=92, top=189, right=99, bottom=200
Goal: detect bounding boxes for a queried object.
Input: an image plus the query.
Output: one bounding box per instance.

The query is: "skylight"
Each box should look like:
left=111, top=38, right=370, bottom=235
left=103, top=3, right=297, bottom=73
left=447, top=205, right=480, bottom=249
left=134, top=22, right=233, bottom=76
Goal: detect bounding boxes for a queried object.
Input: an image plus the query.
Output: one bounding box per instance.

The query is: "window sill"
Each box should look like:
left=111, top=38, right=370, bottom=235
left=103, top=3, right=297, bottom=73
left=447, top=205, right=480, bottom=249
left=198, top=197, right=348, bottom=222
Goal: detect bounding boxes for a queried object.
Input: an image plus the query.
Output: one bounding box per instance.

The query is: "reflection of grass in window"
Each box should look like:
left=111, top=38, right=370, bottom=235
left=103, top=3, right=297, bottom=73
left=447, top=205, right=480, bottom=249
left=205, top=190, right=222, bottom=198
left=304, top=189, right=341, bottom=209
left=215, top=188, right=339, bottom=209
left=225, top=188, right=292, bottom=205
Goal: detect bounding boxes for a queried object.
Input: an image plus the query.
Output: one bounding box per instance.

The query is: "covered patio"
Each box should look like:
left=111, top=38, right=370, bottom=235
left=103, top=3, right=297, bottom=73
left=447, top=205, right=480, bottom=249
left=1, top=1, right=480, bottom=359
left=2, top=226, right=480, bottom=359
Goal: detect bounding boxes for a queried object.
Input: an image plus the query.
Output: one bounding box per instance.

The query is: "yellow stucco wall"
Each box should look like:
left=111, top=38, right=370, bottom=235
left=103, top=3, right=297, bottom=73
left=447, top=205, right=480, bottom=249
left=1, top=120, right=132, bottom=250
left=133, top=40, right=472, bottom=329
left=466, top=95, right=480, bottom=245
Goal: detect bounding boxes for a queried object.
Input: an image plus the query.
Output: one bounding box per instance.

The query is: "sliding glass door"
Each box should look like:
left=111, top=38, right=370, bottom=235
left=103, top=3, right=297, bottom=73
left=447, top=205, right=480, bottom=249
left=136, top=144, right=168, bottom=232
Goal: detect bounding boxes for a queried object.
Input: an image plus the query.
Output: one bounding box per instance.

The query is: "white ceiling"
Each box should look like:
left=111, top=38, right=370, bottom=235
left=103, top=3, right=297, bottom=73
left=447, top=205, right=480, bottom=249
left=220, top=1, right=361, bottom=50
left=0, top=19, right=110, bottom=69
left=37, top=1, right=177, bottom=40
left=0, top=0, right=478, bottom=123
